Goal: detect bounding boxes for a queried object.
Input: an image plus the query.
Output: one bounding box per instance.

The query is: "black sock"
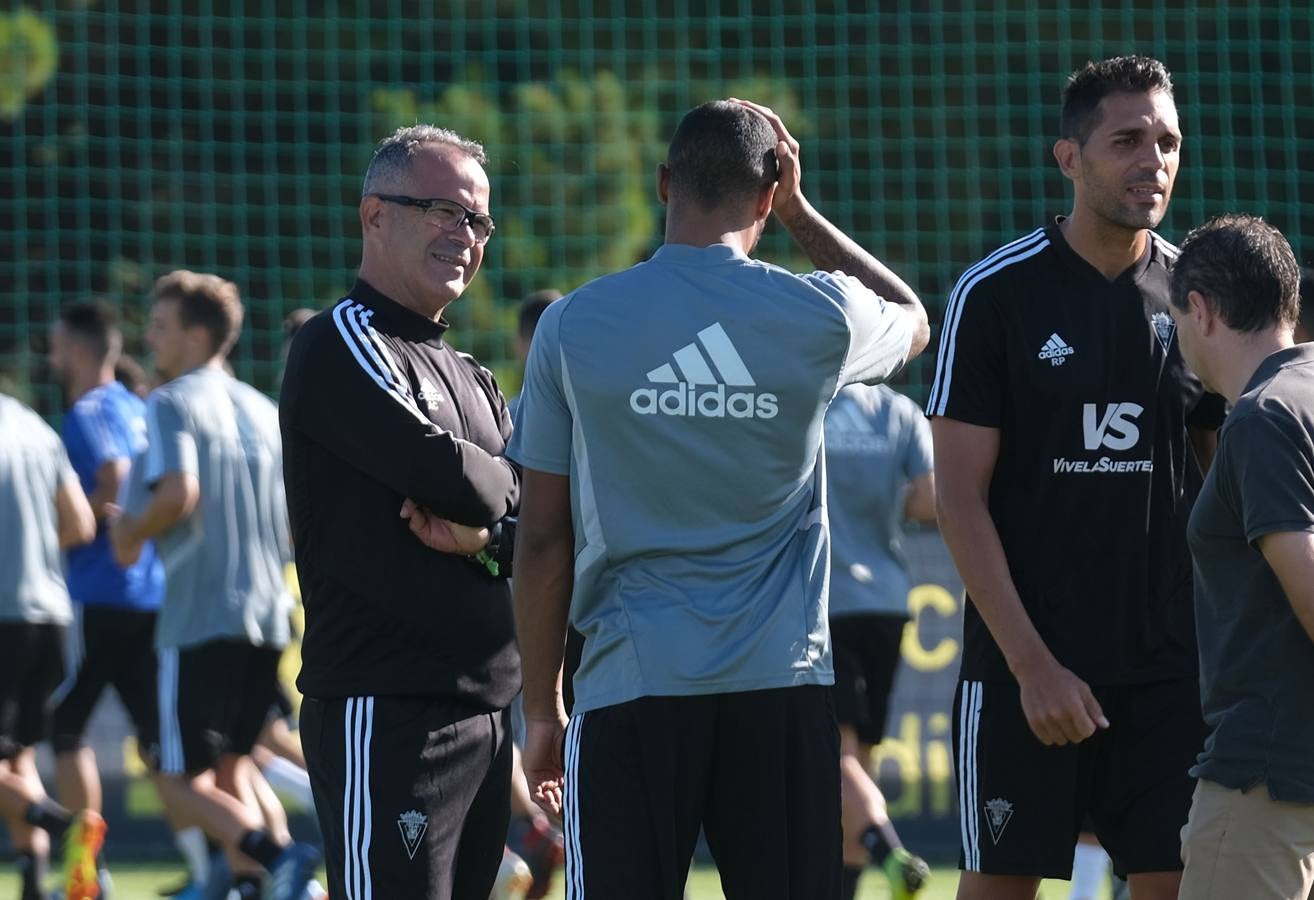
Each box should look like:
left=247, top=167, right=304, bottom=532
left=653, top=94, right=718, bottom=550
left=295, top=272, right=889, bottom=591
left=840, top=865, right=862, bottom=900
left=23, top=798, right=73, bottom=841
left=237, top=830, right=284, bottom=870
left=233, top=873, right=263, bottom=899
left=15, top=850, right=46, bottom=900
left=860, top=824, right=892, bottom=866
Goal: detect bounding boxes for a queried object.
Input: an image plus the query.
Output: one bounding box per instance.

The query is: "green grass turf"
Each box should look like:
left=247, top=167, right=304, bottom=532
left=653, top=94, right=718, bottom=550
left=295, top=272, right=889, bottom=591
left=4, top=862, right=1111, bottom=898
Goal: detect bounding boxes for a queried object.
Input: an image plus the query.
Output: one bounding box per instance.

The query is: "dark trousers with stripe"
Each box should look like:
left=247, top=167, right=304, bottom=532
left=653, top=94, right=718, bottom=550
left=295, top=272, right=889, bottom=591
left=563, top=685, right=842, bottom=900
left=300, top=695, right=511, bottom=900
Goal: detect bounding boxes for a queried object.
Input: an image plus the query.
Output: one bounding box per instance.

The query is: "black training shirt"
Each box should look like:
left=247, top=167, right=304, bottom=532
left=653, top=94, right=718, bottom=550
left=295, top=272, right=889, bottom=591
left=281, top=279, right=521, bottom=707
left=927, top=221, right=1225, bottom=685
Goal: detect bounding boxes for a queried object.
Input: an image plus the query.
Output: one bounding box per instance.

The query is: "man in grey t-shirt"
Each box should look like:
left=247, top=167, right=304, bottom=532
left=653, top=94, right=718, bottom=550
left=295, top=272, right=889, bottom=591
left=0, top=393, right=102, bottom=900
left=824, top=384, right=934, bottom=900
left=110, top=271, right=317, bottom=900
left=510, top=100, right=929, bottom=898
left=1169, top=215, right=1314, bottom=899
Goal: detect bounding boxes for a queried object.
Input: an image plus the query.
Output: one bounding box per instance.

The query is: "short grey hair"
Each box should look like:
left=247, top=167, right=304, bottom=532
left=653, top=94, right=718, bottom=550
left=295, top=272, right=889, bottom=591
left=361, top=125, right=487, bottom=197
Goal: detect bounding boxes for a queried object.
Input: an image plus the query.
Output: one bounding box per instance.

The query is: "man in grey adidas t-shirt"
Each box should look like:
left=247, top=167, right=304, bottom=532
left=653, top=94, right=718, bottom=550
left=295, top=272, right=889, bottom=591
left=509, top=100, right=929, bottom=899
left=110, top=271, right=317, bottom=900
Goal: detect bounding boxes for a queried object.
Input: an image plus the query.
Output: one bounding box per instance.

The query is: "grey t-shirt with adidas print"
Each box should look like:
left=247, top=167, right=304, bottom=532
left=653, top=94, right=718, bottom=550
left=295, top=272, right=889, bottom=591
left=134, top=367, right=292, bottom=651
left=0, top=393, right=76, bottom=625
left=508, top=242, right=914, bottom=714
left=825, top=383, right=933, bottom=618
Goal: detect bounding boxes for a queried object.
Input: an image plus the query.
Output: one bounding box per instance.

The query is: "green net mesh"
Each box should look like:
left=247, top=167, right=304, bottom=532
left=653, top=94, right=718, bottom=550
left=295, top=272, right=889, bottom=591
left=4, top=2, right=1312, bottom=417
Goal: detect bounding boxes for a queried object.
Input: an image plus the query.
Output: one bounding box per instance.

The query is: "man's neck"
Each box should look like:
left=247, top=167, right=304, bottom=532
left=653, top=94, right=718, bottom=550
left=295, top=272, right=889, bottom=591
left=67, top=366, right=114, bottom=403
left=1215, top=331, right=1295, bottom=406
left=356, top=264, right=448, bottom=322
left=663, top=203, right=762, bottom=256
left=1059, top=208, right=1149, bottom=281
left=169, top=355, right=226, bottom=382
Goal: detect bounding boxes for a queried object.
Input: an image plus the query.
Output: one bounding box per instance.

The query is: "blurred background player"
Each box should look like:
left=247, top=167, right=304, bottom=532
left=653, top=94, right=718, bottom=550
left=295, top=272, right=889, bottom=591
left=46, top=301, right=165, bottom=897
left=0, top=390, right=102, bottom=900
left=823, top=382, right=934, bottom=900
left=496, top=288, right=567, bottom=900
left=109, top=270, right=318, bottom=900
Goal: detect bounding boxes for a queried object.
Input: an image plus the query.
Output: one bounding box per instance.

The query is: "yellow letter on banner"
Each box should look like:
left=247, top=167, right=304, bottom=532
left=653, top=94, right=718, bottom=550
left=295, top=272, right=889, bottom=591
left=902, top=584, right=959, bottom=672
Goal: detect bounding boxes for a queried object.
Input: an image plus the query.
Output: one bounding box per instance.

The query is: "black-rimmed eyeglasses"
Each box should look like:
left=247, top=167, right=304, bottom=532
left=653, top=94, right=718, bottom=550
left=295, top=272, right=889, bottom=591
left=369, top=194, right=496, bottom=244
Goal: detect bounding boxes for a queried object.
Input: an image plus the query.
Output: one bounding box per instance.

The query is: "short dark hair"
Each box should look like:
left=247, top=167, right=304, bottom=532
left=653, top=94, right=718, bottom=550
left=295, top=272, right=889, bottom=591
left=1061, top=56, right=1174, bottom=144
left=1170, top=214, right=1300, bottom=333
left=517, top=289, right=562, bottom=342
left=666, top=101, right=779, bottom=210
left=57, top=300, right=121, bottom=363
left=152, top=270, right=245, bottom=357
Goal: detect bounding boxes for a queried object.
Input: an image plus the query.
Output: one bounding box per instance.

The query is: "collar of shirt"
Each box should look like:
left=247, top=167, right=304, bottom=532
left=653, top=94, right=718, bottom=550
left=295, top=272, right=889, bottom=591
left=650, top=242, right=751, bottom=266
left=1242, top=343, right=1314, bottom=395
left=1045, top=216, right=1159, bottom=287
left=350, top=278, right=450, bottom=347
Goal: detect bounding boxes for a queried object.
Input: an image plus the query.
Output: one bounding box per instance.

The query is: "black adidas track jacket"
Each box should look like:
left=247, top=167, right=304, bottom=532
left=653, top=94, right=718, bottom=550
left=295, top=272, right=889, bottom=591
left=281, top=279, right=520, bottom=707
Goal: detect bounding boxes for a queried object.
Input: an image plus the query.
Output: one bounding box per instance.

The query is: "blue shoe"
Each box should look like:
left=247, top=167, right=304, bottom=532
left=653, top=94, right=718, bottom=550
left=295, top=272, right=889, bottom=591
left=262, top=843, right=321, bottom=900
left=165, top=883, right=204, bottom=900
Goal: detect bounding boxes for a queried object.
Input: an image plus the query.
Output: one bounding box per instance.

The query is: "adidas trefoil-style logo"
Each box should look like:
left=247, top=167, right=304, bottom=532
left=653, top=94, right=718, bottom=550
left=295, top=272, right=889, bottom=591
left=397, top=809, right=428, bottom=860
left=984, top=798, right=1014, bottom=845
left=629, top=322, right=779, bottom=419
left=417, top=377, right=443, bottom=411
left=1037, top=332, right=1075, bottom=366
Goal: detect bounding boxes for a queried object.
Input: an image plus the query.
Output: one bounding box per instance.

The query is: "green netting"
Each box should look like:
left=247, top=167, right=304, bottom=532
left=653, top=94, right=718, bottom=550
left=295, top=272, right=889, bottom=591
left=3, top=1, right=1312, bottom=417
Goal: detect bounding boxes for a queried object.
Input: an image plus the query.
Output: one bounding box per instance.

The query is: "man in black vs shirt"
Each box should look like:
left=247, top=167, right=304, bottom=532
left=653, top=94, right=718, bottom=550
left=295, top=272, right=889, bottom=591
left=928, top=57, right=1223, bottom=900
left=280, top=126, right=520, bottom=900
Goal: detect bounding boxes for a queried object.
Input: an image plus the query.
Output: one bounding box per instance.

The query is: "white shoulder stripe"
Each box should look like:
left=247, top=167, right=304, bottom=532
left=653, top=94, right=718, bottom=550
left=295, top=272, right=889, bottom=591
left=927, top=229, right=1046, bottom=408
left=928, top=230, right=1050, bottom=415
left=331, top=300, right=430, bottom=426
left=1152, top=232, right=1179, bottom=258
left=358, top=308, right=410, bottom=390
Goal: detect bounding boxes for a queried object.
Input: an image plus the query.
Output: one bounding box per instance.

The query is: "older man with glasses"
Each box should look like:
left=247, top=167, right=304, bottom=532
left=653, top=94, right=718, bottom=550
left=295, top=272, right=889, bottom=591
left=280, top=125, right=522, bottom=900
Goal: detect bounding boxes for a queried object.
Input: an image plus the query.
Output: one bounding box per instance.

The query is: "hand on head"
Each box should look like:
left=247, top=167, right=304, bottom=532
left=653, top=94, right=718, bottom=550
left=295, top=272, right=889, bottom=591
left=728, top=97, right=803, bottom=214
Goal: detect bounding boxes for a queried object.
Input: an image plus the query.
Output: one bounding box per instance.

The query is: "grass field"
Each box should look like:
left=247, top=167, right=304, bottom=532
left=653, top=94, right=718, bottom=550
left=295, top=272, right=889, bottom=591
left=5, top=862, right=1113, bottom=899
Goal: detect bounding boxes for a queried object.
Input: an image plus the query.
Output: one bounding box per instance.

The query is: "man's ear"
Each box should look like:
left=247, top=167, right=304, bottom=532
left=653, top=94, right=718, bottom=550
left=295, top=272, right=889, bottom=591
left=360, top=195, right=384, bottom=233
left=656, top=163, right=670, bottom=205
left=1053, top=138, right=1080, bottom=181
left=1188, top=289, right=1219, bottom=337
left=757, top=182, right=776, bottom=220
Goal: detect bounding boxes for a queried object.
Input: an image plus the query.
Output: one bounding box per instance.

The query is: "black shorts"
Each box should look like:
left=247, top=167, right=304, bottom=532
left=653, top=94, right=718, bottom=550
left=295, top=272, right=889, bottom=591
left=157, top=639, right=282, bottom=776
left=830, top=612, right=908, bottom=745
left=953, top=677, right=1205, bottom=879
left=562, top=626, right=585, bottom=717
left=300, top=696, right=511, bottom=900
left=564, top=685, right=842, bottom=900
left=51, top=606, right=159, bottom=762
left=0, top=623, right=65, bottom=760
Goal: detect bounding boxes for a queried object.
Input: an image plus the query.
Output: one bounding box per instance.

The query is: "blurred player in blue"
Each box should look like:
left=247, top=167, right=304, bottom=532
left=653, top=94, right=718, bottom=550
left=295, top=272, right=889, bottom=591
left=47, top=301, right=165, bottom=895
